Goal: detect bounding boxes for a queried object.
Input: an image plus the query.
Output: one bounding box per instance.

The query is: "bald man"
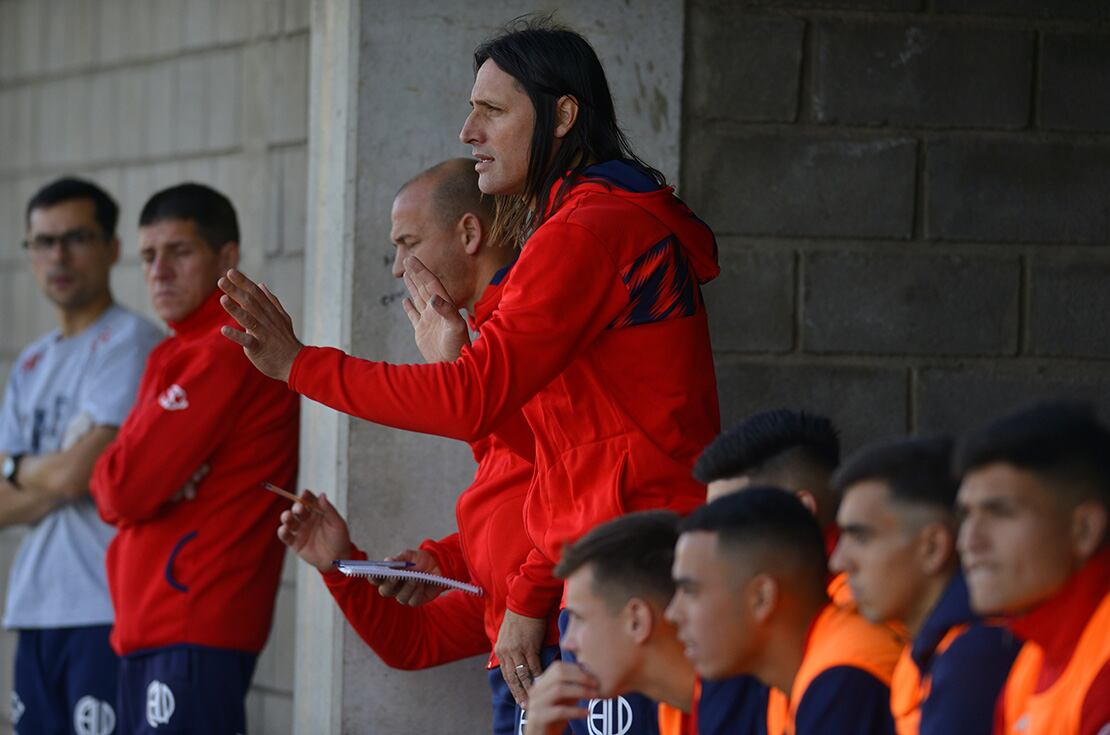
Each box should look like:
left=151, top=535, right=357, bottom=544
left=279, top=159, right=564, bottom=735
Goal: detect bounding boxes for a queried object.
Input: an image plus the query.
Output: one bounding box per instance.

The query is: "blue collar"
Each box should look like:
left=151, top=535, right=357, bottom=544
left=580, top=160, right=660, bottom=193
left=911, top=571, right=978, bottom=670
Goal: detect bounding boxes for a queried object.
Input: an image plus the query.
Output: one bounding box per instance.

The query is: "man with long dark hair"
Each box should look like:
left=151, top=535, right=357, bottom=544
left=219, top=18, right=720, bottom=732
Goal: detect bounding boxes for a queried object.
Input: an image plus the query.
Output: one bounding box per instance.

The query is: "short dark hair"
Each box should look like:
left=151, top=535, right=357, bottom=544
left=694, top=409, right=840, bottom=485
left=139, top=183, right=239, bottom=251
left=555, top=510, right=679, bottom=610
left=832, top=435, right=958, bottom=511
left=955, top=400, right=1110, bottom=506
left=680, top=487, right=828, bottom=594
left=26, top=177, right=119, bottom=236
left=398, top=158, right=496, bottom=234
left=474, top=15, right=664, bottom=246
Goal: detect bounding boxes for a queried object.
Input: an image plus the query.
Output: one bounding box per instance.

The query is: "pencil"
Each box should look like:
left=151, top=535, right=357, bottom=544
left=262, top=481, right=326, bottom=517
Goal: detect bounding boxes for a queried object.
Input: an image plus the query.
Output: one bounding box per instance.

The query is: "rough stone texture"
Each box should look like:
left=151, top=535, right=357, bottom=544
left=688, top=2, right=1109, bottom=464
left=703, top=241, right=795, bottom=353
left=749, top=0, right=923, bottom=9
left=803, top=251, right=1020, bottom=355
left=0, top=1, right=310, bottom=731
left=686, top=6, right=805, bottom=123
left=1029, top=255, right=1110, bottom=359
left=933, top=0, right=1110, bottom=20
left=813, top=22, right=1034, bottom=128
left=1041, top=33, right=1110, bottom=133
left=687, top=133, right=917, bottom=238
left=716, top=360, right=909, bottom=452
left=926, top=140, right=1110, bottom=243
left=917, top=366, right=1110, bottom=436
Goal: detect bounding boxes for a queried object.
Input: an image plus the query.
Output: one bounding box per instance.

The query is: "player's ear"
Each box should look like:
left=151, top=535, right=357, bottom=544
left=624, top=597, right=654, bottom=645
left=749, top=573, right=778, bottom=624
left=794, top=490, right=818, bottom=517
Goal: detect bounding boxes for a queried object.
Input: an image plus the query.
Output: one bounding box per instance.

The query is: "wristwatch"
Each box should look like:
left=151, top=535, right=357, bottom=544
left=2, top=453, right=23, bottom=488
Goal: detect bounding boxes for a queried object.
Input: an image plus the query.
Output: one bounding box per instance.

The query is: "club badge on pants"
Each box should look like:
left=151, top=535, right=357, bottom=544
left=146, top=680, right=176, bottom=728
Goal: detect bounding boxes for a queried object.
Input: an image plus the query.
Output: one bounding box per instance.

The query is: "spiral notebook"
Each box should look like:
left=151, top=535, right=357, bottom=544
left=333, top=560, right=484, bottom=597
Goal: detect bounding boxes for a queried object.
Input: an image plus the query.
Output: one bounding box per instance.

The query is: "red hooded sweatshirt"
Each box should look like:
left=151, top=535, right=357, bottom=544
left=91, top=291, right=299, bottom=655
left=289, top=160, right=720, bottom=618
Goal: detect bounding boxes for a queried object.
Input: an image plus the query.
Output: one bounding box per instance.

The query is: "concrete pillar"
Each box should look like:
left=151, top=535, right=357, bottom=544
left=294, top=1, right=359, bottom=732
left=298, top=1, right=684, bottom=731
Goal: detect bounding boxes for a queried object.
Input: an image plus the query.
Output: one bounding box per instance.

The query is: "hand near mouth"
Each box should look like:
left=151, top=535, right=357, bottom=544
left=401, top=255, right=471, bottom=363
left=522, top=661, right=599, bottom=733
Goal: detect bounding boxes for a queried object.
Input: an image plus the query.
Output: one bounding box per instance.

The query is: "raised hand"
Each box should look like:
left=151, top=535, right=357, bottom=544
left=218, top=269, right=303, bottom=382
left=277, top=490, right=351, bottom=573
left=400, top=255, right=471, bottom=363
left=496, top=609, right=548, bottom=708
left=373, top=547, right=445, bottom=607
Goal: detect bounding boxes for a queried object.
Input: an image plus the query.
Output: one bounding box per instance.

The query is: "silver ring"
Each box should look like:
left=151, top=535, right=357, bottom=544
left=515, top=664, right=527, bottom=670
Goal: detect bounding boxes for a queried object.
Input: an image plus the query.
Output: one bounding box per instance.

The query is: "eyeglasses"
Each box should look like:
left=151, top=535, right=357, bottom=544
left=22, top=229, right=106, bottom=256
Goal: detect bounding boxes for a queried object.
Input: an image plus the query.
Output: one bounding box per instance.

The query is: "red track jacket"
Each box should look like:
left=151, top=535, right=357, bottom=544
left=289, top=160, right=720, bottom=618
left=90, top=291, right=299, bottom=655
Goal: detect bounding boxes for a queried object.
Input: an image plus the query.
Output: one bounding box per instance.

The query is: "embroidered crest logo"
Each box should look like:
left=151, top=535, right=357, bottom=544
left=587, top=696, right=634, bottom=735
left=157, top=384, right=189, bottom=411
left=145, top=680, right=175, bottom=728
left=74, top=695, right=116, bottom=735
left=20, top=351, right=43, bottom=374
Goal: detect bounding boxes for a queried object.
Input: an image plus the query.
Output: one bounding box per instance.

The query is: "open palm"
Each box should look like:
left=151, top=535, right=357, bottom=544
left=401, top=256, right=471, bottom=363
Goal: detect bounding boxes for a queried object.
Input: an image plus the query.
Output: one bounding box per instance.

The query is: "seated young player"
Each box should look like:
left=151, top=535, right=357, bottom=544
left=524, top=511, right=696, bottom=735
left=695, top=409, right=840, bottom=525
left=667, top=488, right=903, bottom=735
left=955, top=400, right=1110, bottom=735
left=830, top=435, right=1019, bottom=735
left=690, top=409, right=843, bottom=735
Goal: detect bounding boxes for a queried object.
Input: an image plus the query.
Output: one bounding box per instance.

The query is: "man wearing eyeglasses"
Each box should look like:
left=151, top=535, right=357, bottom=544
left=0, top=178, right=162, bottom=734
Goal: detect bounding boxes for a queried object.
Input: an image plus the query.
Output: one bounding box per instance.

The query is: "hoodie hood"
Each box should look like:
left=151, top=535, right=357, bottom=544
left=546, top=159, right=721, bottom=285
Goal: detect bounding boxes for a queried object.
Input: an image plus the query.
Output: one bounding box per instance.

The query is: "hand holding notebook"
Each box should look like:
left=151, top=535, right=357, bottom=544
left=273, top=484, right=470, bottom=601
left=361, top=547, right=449, bottom=606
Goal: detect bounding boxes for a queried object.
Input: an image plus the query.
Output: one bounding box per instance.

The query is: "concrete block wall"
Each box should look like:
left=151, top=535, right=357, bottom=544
left=686, top=0, right=1110, bottom=451
left=0, top=0, right=310, bottom=732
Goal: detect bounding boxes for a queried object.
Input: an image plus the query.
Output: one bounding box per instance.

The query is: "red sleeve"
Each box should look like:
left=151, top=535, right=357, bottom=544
left=419, top=533, right=471, bottom=584
left=90, top=343, right=253, bottom=525
left=323, top=544, right=490, bottom=669
left=506, top=547, right=565, bottom=620
left=288, top=223, right=626, bottom=441
left=1079, top=660, right=1110, bottom=735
